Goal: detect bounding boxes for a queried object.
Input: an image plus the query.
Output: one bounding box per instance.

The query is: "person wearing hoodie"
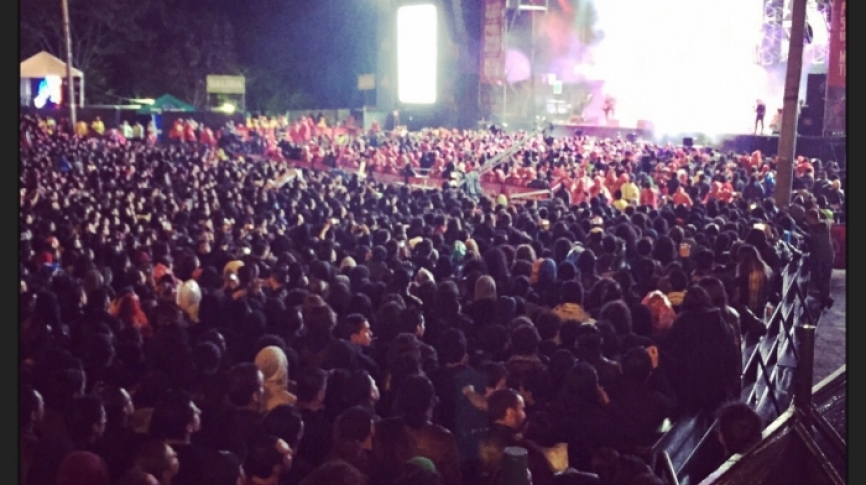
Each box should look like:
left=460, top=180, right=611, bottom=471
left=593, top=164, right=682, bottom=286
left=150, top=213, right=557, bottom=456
left=804, top=208, right=835, bottom=309
left=553, top=281, right=595, bottom=324
left=659, top=286, right=740, bottom=415
left=531, top=258, right=559, bottom=308
left=254, top=346, right=297, bottom=412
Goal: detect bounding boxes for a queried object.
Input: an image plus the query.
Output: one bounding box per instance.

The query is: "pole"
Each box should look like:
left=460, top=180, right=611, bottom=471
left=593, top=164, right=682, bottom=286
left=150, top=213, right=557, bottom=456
left=774, top=0, right=808, bottom=209
left=62, top=0, right=76, bottom=129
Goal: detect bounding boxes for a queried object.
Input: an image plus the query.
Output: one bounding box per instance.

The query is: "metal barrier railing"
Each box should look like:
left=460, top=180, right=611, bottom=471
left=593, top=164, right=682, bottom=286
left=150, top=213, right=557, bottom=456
left=653, top=451, right=679, bottom=485
left=653, top=253, right=819, bottom=483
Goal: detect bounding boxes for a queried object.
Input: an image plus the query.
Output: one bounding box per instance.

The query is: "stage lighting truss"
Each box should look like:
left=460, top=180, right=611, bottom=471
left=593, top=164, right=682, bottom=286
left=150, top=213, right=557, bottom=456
left=756, top=0, right=829, bottom=66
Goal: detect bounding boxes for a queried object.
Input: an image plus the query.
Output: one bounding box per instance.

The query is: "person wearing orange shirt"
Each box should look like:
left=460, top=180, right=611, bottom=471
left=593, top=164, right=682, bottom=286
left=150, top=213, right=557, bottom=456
left=795, top=157, right=813, bottom=178
left=640, top=181, right=659, bottom=209
left=672, top=186, right=693, bottom=207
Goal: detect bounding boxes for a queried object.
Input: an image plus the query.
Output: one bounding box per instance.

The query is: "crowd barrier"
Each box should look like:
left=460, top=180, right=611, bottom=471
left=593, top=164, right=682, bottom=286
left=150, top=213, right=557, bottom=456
left=651, top=255, right=823, bottom=485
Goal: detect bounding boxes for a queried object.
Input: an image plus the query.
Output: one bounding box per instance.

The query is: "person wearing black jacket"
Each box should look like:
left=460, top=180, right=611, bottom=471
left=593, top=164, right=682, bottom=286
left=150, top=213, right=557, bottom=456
left=607, top=347, right=677, bottom=453
left=741, top=175, right=764, bottom=202
left=659, top=286, right=740, bottom=416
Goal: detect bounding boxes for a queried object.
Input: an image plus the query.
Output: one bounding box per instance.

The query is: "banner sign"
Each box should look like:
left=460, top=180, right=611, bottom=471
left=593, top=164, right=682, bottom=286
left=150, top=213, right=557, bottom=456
left=206, top=75, right=246, bottom=94
left=827, top=0, right=845, bottom=87
left=480, top=0, right=506, bottom=84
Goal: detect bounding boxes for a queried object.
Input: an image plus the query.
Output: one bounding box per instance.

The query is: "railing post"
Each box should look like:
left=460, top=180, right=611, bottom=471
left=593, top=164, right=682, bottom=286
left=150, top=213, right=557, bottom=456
left=794, top=324, right=816, bottom=420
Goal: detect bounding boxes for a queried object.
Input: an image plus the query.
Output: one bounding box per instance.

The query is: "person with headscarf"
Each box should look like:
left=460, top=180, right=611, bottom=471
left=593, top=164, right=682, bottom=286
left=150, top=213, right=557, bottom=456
left=465, top=275, right=498, bottom=328
left=530, top=258, right=559, bottom=308
left=254, top=346, right=298, bottom=412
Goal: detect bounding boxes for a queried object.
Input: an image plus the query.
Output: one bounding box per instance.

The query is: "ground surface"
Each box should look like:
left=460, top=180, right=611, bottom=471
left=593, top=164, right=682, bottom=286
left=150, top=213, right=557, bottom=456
left=812, top=269, right=846, bottom=385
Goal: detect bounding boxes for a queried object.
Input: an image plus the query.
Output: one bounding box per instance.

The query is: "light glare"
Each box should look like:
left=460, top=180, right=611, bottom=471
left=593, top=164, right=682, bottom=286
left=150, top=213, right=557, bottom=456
left=590, top=0, right=768, bottom=137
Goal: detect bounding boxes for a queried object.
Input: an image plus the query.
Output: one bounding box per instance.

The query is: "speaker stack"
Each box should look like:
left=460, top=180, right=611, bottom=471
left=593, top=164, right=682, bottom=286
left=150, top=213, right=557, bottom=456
left=799, top=73, right=826, bottom=136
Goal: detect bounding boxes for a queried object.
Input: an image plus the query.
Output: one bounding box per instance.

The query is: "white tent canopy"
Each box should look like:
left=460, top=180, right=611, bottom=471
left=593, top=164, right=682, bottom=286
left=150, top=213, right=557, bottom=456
left=20, top=51, right=83, bottom=78
left=20, top=51, right=85, bottom=107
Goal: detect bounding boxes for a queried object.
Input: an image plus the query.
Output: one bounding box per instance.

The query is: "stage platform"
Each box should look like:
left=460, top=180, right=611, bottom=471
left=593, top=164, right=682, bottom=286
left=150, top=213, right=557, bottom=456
left=718, top=134, right=845, bottom=162
left=549, top=122, right=653, bottom=140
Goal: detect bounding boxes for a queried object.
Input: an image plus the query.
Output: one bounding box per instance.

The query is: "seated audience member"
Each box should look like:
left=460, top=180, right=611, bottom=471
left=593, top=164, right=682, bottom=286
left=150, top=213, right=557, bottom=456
left=293, top=366, right=333, bottom=477
left=478, top=388, right=555, bottom=485
left=17, top=114, right=823, bottom=485
left=697, top=402, right=763, bottom=485
left=148, top=391, right=205, bottom=485
left=243, top=434, right=294, bottom=485
left=201, top=450, right=245, bottom=485
left=327, top=406, right=376, bottom=477
left=373, top=375, right=462, bottom=485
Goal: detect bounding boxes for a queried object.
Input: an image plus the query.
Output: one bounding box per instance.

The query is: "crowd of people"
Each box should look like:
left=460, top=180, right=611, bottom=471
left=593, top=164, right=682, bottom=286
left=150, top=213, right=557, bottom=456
left=19, top=111, right=841, bottom=485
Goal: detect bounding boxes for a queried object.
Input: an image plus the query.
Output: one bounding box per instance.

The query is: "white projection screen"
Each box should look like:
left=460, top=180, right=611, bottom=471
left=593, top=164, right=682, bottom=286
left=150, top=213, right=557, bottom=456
left=397, top=4, right=437, bottom=104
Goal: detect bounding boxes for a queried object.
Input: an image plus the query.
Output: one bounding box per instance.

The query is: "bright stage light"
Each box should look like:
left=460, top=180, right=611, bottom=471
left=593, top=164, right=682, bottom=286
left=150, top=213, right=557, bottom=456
left=591, top=0, right=769, bottom=137
left=397, top=4, right=437, bottom=104
left=218, top=102, right=236, bottom=114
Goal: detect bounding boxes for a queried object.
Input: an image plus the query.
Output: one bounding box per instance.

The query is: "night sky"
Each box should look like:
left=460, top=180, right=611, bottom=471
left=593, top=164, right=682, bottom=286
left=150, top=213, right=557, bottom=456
left=20, top=0, right=429, bottom=112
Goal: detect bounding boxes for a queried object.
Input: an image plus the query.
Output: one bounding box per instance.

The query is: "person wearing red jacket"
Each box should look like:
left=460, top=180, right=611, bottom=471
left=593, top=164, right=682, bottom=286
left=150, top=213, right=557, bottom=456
left=200, top=126, right=216, bottom=147
left=168, top=119, right=184, bottom=142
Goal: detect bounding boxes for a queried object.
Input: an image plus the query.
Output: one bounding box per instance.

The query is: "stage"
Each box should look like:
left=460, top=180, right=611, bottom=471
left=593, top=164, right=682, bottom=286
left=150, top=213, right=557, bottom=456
left=549, top=122, right=654, bottom=141
left=718, top=134, right=846, bottom=162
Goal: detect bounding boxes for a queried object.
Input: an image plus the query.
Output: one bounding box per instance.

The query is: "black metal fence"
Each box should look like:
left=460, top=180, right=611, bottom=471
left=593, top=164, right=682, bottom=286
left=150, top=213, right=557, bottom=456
left=650, top=255, right=823, bottom=485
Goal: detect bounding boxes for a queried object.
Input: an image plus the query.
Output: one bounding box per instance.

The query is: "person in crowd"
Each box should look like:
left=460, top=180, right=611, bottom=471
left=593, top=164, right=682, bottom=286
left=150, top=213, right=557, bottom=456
left=242, top=434, right=294, bottom=485
left=373, top=375, right=461, bottom=485
left=219, top=363, right=266, bottom=458
left=697, top=402, right=763, bottom=485
left=255, top=346, right=297, bottom=412
left=56, top=451, right=111, bottom=485
left=804, top=208, right=835, bottom=308
left=326, top=406, right=376, bottom=478
left=660, top=286, right=740, bottom=415
left=148, top=391, right=206, bottom=485
left=478, top=387, right=555, bottom=485
left=17, top=113, right=828, bottom=485
left=134, top=440, right=181, bottom=485
left=293, top=366, right=333, bottom=478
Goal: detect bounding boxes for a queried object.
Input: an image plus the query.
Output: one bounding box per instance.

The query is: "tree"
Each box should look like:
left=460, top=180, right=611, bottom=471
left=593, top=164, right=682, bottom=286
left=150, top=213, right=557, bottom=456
left=21, top=0, right=153, bottom=104
left=160, top=12, right=241, bottom=108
